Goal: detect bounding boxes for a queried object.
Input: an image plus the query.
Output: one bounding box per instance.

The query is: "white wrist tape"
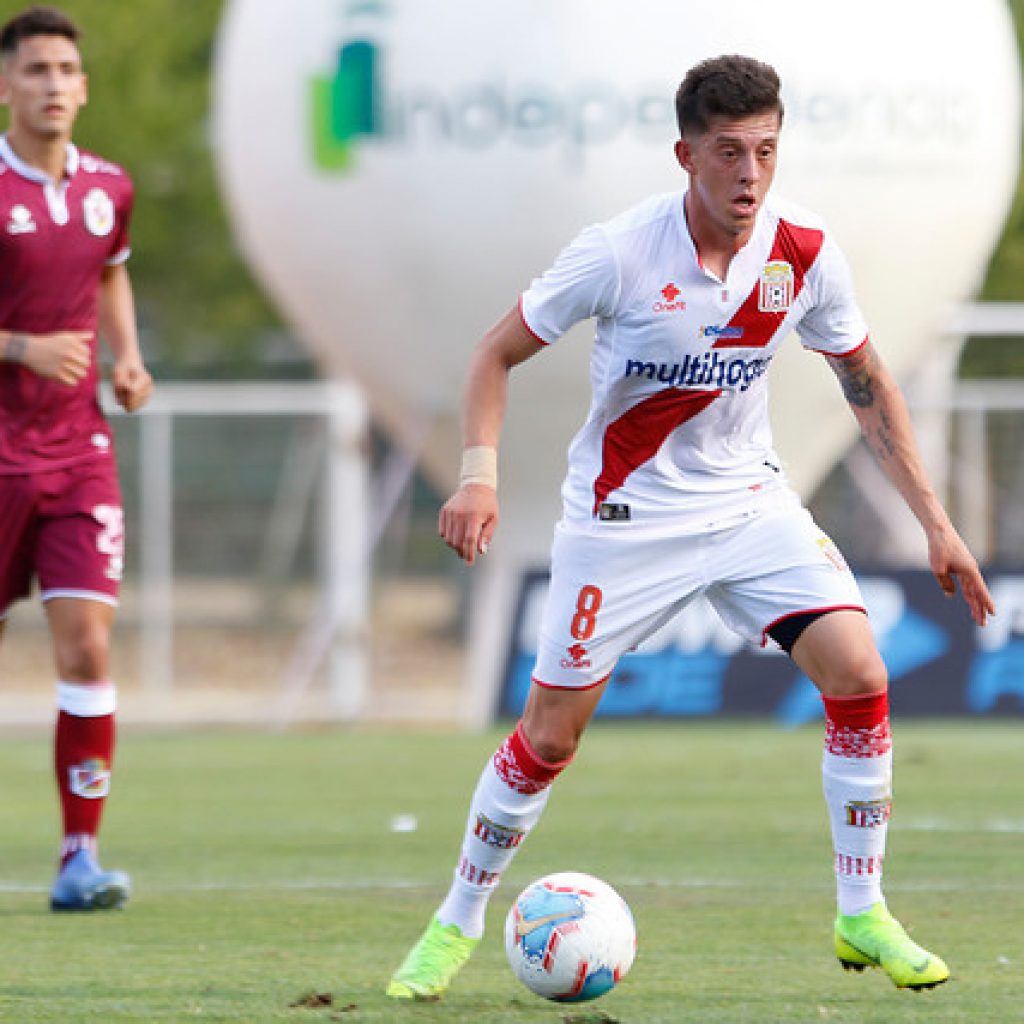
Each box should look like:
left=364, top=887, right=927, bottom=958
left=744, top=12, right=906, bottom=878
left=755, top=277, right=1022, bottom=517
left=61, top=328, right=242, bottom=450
left=459, top=445, right=498, bottom=489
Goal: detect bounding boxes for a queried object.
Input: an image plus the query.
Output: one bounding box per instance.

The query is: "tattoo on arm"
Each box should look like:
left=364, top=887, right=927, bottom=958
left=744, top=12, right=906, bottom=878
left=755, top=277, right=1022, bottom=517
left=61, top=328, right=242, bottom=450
left=874, top=407, right=897, bottom=459
left=3, top=334, right=28, bottom=363
left=829, top=345, right=904, bottom=463
left=831, top=346, right=877, bottom=409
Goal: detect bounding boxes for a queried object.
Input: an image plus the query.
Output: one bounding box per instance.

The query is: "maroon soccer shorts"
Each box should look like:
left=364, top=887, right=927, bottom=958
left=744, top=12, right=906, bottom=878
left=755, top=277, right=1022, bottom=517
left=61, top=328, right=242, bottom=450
left=0, top=459, right=123, bottom=617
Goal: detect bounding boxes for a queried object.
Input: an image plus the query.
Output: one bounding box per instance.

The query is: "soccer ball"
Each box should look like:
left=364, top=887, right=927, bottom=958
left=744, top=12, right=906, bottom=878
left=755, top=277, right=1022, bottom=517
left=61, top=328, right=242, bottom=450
left=504, top=871, right=636, bottom=1002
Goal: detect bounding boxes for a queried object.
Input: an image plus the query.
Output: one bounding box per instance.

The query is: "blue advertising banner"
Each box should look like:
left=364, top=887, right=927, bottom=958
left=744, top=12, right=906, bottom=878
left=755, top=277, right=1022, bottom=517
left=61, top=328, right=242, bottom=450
left=499, top=570, right=1024, bottom=724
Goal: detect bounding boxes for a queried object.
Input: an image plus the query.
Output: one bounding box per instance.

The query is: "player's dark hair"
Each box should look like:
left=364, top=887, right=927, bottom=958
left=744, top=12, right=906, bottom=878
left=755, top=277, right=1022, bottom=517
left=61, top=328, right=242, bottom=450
left=0, top=5, right=79, bottom=60
left=675, top=55, right=783, bottom=138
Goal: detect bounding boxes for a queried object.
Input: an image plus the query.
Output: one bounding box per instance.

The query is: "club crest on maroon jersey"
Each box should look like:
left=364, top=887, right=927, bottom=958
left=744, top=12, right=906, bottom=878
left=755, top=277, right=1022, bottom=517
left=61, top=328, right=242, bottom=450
left=6, top=203, right=36, bottom=235
left=83, top=188, right=115, bottom=237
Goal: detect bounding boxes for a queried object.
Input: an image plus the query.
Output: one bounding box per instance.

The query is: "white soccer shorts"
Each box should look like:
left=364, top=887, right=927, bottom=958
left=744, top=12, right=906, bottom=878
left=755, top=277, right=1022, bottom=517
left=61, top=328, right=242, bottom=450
left=532, top=502, right=865, bottom=689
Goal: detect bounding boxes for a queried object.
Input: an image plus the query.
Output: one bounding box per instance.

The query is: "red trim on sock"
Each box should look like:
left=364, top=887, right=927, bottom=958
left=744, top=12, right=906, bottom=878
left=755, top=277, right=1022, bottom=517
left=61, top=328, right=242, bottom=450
left=493, top=721, right=573, bottom=794
left=822, top=690, right=891, bottom=757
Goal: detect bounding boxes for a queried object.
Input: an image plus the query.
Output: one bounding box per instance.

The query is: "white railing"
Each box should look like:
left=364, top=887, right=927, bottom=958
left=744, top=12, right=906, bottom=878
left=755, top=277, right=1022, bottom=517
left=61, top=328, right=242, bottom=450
left=105, top=379, right=370, bottom=717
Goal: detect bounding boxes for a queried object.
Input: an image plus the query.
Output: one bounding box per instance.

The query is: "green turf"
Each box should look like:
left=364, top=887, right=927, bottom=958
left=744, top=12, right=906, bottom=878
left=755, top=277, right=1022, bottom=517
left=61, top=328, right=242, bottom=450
left=0, top=722, right=1020, bottom=1023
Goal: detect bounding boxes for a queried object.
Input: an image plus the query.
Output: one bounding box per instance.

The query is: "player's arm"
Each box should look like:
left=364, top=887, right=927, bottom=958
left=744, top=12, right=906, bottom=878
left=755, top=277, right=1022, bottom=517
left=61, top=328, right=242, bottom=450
left=825, top=339, right=994, bottom=625
left=439, top=306, right=546, bottom=565
left=0, top=329, right=92, bottom=385
left=98, top=262, right=153, bottom=413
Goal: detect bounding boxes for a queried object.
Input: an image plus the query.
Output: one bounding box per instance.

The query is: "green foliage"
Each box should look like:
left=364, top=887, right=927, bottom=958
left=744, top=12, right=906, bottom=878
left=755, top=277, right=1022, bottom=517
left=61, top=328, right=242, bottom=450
left=982, top=0, right=1024, bottom=304
left=960, top=0, right=1024, bottom=376
left=3, top=1, right=1024, bottom=377
left=0, top=0, right=291, bottom=375
left=0, top=723, right=1021, bottom=1022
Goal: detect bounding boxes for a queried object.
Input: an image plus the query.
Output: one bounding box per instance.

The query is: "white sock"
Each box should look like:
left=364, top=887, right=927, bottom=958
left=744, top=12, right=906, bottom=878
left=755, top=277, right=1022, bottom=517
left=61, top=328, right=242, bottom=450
left=435, top=724, right=568, bottom=938
left=821, top=692, right=892, bottom=917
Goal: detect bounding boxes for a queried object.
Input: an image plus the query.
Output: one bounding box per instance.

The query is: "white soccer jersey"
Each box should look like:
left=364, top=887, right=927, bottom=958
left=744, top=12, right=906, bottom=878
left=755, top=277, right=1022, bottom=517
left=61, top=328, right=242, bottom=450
left=519, top=191, right=868, bottom=535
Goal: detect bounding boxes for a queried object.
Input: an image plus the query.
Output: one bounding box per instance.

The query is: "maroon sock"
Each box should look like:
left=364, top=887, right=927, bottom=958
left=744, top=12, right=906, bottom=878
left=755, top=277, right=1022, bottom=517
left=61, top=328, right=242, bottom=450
left=55, top=710, right=115, bottom=865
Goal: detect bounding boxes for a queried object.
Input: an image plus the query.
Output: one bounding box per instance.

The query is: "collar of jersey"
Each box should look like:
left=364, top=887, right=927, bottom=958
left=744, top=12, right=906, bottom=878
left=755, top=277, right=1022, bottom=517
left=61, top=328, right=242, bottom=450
left=0, top=135, right=79, bottom=185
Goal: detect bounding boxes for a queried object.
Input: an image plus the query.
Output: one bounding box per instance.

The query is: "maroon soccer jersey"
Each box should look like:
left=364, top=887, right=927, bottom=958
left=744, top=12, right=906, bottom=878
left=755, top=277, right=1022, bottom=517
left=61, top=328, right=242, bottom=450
left=0, top=136, right=133, bottom=473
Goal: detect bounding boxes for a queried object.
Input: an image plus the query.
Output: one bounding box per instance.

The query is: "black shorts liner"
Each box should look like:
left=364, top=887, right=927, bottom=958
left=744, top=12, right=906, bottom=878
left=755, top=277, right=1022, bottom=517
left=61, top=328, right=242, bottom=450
left=768, top=610, right=830, bottom=654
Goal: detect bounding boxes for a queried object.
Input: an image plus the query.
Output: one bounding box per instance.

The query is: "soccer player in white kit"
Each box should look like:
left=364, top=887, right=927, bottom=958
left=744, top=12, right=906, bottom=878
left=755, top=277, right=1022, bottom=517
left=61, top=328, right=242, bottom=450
left=387, top=55, right=994, bottom=999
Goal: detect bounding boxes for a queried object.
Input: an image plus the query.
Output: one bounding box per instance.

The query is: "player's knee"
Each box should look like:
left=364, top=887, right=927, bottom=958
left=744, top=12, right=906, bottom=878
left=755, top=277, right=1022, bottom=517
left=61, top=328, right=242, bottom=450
left=54, top=620, right=111, bottom=680
left=825, top=649, right=888, bottom=698
left=521, top=720, right=582, bottom=765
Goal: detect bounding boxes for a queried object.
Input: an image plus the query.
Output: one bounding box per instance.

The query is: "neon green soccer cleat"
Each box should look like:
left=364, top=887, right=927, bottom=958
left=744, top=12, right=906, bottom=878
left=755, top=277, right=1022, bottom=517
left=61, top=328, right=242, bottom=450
left=386, top=917, right=480, bottom=1001
left=835, top=902, right=950, bottom=990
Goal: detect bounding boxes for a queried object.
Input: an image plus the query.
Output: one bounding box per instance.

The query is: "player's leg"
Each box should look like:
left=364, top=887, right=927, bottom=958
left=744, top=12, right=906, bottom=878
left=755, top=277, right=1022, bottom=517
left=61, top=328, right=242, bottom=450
left=438, top=681, right=607, bottom=933
left=790, top=613, right=948, bottom=989
left=44, top=596, right=130, bottom=911
left=36, top=463, right=130, bottom=911
left=386, top=681, right=608, bottom=1001
left=388, top=527, right=691, bottom=999
left=711, top=505, right=948, bottom=989
left=789, top=609, right=892, bottom=916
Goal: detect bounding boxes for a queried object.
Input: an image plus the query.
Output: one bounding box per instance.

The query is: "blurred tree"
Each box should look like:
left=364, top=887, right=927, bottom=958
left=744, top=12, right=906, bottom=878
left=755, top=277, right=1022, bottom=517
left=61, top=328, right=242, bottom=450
left=962, top=0, right=1024, bottom=376
left=2, top=0, right=1023, bottom=376
left=0, top=0, right=302, bottom=376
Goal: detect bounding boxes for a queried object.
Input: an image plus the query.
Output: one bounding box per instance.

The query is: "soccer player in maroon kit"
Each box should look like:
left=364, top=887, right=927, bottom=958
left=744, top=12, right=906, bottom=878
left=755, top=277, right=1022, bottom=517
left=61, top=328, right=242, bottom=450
left=0, top=6, right=152, bottom=911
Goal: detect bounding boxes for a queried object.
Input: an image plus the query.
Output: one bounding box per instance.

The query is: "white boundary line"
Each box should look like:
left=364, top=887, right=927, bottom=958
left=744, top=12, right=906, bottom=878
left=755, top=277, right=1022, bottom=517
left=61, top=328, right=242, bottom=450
left=3, top=877, right=1023, bottom=895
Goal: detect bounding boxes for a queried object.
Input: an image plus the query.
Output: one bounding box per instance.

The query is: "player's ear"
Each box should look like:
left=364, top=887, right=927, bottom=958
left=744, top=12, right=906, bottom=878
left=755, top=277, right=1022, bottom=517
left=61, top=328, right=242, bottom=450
left=674, top=137, right=694, bottom=174
left=79, top=71, right=88, bottom=107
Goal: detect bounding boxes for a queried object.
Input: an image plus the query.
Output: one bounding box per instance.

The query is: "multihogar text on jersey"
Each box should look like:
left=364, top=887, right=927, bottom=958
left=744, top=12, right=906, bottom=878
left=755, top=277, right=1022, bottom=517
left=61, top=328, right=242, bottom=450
left=624, top=351, right=772, bottom=392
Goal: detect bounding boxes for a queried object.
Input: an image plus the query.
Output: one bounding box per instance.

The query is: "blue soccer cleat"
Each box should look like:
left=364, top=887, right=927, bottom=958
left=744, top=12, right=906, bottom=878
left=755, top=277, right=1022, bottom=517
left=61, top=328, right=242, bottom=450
left=49, top=848, right=131, bottom=912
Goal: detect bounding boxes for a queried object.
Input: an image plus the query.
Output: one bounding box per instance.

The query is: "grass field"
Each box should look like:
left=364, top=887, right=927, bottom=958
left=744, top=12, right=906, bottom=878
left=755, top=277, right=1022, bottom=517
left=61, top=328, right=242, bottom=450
left=0, top=722, right=1020, bottom=1023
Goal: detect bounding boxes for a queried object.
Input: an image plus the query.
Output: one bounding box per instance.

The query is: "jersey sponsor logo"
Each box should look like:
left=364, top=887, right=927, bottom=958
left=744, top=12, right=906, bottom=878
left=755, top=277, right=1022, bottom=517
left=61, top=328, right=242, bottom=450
left=758, top=259, right=795, bottom=312
left=845, top=798, right=892, bottom=828
left=652, top=282, right=686, bottom=313
left=6, top=203, right=36, bottom=234
left=700, top=325, right=745, bottom=340
left=624, top=352, right=770, bottom=393
left=69, top=759, right=111, bottom=799
left=598, top=502, right=630, bottom=522
left=83, top=187, right=115, bottom=237
left=560, top=642, right=592, bottom=670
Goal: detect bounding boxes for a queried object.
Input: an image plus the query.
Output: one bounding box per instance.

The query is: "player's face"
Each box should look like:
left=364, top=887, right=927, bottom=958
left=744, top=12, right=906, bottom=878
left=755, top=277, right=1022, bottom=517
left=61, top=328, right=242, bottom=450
left=675, top=112, right=780, bottom=243
left=0, top=34, right=87, bottom=142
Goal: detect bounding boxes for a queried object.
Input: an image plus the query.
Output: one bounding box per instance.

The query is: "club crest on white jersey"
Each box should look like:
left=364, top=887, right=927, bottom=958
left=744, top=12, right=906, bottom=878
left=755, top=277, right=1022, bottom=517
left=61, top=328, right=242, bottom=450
left=758, top=260, right=795, bottom=312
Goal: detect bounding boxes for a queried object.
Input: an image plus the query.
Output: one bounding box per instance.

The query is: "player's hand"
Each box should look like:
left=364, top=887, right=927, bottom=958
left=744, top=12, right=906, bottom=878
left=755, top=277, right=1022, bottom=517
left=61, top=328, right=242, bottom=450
left=439, top=483, right=499, bottom=565
left=10, top=331, right=92, bottom=385
left=111, top=359, right=154, bottom=412
left=927, top=525, right=995, bottom=627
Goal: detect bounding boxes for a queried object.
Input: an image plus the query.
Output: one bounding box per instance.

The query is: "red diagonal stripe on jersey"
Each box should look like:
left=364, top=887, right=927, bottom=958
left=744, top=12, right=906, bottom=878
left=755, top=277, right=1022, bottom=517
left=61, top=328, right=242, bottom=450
left=711, top=219, right=824, bottom=349
left=592, top=388, right=722, bottom=513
